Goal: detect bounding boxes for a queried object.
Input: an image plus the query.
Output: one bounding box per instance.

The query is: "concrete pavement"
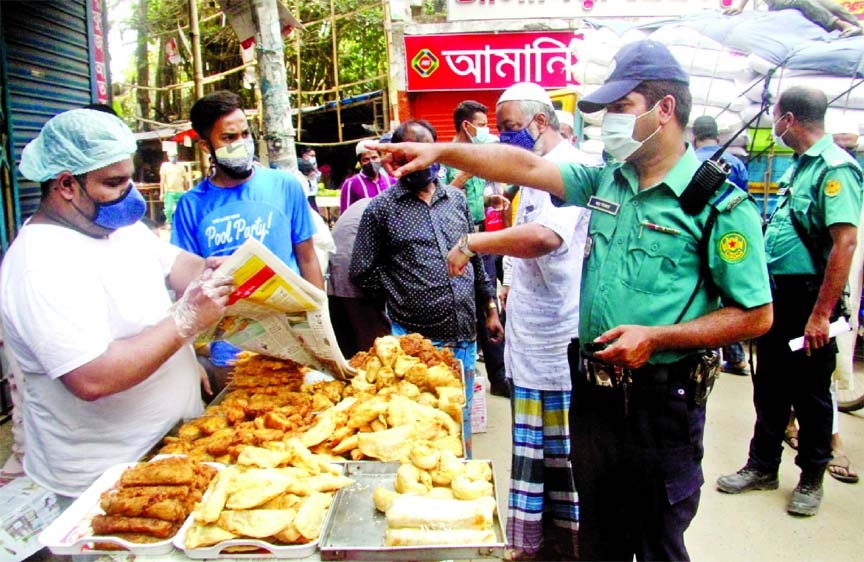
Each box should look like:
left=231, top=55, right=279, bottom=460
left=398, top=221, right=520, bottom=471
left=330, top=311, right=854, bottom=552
left=474, top=369, right=864, bottom=561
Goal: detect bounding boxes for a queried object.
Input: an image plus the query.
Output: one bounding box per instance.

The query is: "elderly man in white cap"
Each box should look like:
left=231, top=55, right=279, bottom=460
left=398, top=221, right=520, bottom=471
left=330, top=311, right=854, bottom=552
left=556, top=109, right=576, bottom=144
left=339, top=139, right=396, bottom=213
left=447, top=82, right=597, bottom=560
left=0, top=108, right=233, bottom=505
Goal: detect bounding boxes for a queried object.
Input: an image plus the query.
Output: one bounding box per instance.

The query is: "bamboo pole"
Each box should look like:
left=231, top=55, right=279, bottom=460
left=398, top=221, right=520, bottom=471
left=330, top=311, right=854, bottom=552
left=329, top=0, right=343, bottom=143
left=382, top=0, right=398, bottom=127
left=189, top=0, right=204, bottom=100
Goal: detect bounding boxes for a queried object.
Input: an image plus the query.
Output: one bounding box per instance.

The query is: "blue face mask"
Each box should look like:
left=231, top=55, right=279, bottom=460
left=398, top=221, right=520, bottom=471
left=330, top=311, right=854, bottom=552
left=80, top=180, right=147, bottom=231
left=401, top=163, right=441, bottom=190
left=499, top=121, right=537, bottom=151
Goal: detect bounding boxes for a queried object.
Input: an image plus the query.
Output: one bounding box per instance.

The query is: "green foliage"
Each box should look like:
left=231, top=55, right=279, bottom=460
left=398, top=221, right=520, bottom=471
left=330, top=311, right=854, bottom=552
left=121, top=0, right=387, bottom=127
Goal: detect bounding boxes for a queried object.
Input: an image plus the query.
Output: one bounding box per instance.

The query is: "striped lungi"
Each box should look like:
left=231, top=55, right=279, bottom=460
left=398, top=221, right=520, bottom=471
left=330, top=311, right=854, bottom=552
left=507, top=385, right=579, bottom=558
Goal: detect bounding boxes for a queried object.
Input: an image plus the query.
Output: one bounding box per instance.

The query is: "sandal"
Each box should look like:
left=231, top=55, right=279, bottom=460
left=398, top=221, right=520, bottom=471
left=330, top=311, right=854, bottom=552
left=828, top=453, right=860, bottom=484
left=783, top=427, right=799, bottom=450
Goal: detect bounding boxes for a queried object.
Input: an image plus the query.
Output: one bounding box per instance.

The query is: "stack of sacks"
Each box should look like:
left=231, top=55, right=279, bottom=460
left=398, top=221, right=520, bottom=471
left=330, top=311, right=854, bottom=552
left=741, top=70, right=864, bottom=136
left=570, top=11, right=864, bottom=150
left=571, top=24, right=761, bottom=136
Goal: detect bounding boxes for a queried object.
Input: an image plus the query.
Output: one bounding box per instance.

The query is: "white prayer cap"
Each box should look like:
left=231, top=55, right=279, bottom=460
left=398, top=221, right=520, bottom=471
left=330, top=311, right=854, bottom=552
left=556, top=110, right=575, bottom=129
left=19, top=109, right=136, bottom=182
left=356, top=139, right=376, bottom=156
left=497, top=82, right=553, bottom=108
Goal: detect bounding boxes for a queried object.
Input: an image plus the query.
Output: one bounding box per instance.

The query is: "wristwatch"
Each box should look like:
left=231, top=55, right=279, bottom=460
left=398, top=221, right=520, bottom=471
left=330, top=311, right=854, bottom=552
left=457, top=234, right=476, bottom=257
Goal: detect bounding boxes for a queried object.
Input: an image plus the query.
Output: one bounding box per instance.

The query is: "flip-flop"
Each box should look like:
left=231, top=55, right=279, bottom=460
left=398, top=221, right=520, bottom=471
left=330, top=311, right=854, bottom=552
left=783, top=428, right=799, bottom=450
left=828, top=453, right=860, bottom=484
left=840, top=27, right=863, bottom=38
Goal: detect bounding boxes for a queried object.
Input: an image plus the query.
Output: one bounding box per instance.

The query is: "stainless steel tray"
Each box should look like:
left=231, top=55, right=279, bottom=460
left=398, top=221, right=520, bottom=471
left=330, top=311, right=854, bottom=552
left=318, top=461, right=506, bottom=561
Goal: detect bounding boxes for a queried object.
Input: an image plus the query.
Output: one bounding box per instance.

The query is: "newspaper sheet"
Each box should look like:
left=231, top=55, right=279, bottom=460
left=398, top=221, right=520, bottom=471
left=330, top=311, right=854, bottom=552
left=210, top=238, right=353, bottom=379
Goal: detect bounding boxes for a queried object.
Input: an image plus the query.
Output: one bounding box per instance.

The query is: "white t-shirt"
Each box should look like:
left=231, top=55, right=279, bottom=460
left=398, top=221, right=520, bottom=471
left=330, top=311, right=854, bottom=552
left=0, top=221, right=203, bottom=496
left=503, top=142, right=599, bottom=391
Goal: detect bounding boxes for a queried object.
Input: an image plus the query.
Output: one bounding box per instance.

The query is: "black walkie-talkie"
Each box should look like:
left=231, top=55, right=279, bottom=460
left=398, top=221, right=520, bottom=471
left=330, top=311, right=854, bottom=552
left=680, top=154, right=732, bottom=215
left=679, top=107, right=769, bottom=215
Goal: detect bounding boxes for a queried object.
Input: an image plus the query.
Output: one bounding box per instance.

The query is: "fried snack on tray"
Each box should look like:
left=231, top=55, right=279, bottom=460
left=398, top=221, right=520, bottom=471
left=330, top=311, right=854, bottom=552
left=230, top=353, right=307, bottom=390
left=100, top=495, right=187, bottom=522
left=158, top=335, right=466, bottom=464
left=119, top=456, right=195, bottom=486
left=184, top=444, right=353, bottom=549
left=91, top=457, right=217, bottom=546
left=90, top=515, right=179, bottom=539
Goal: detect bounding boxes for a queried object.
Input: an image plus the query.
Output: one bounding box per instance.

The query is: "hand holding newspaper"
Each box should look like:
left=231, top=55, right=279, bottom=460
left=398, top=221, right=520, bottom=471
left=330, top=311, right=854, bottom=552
left=788, top=317, right=851, bottom=352
left=208, top=238, right=353, bottom=379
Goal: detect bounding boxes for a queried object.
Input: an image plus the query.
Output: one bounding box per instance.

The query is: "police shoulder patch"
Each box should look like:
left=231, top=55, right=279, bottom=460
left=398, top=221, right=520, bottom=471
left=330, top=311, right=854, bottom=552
left=718, top=232, right=748, bottom=263
left=824, top=178, right=842, bottom=197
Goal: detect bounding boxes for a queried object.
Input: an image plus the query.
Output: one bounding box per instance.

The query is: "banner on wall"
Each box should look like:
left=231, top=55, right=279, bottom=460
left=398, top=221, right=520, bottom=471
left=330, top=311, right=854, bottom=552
left=839, top=0, right=864, bottom=18
left=404, top=31, right=583, bottom=92
left=91, top=0, right=109, bottom=103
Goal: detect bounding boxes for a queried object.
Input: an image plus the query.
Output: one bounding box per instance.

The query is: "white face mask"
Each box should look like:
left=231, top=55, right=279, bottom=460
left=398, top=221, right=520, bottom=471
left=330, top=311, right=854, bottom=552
left=468, top=124, right=491, bottom=144
left=600, top=103, right=661, bottom=162
left=772, top=114, right=790, bottom=149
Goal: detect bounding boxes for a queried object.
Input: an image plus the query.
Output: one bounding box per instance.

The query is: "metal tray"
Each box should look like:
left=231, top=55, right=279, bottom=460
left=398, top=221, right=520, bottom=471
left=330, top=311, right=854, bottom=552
left=318, top=461, right=506, bottom=561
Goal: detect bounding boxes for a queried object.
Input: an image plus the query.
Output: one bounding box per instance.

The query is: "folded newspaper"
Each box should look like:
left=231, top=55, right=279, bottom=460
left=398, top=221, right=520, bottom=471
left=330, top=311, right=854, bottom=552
left=208, top=238, right=353, bottom=379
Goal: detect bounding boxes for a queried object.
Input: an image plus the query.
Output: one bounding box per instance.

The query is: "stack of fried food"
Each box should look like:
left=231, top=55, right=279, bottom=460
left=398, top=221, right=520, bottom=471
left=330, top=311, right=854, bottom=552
left=371, top=441, right=497, bottom=546
left=91, top=456, right=217, bottom=547
left=183, top=441, right=354, bottom=552
left=158, top=334, right=466, bottom=463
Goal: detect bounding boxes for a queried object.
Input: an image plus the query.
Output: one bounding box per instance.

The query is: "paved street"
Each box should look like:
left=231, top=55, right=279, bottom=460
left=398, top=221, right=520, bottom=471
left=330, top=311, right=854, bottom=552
left=474, top=368, right=864, bottom=561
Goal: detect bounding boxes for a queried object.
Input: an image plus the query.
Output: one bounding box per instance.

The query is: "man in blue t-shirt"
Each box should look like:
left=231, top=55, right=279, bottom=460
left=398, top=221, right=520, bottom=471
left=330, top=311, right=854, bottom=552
left=172, top=91, right=324, bottom=394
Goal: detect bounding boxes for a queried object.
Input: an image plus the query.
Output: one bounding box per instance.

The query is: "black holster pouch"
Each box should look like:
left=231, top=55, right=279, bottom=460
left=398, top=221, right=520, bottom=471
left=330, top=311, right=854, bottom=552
left=567, top=338, right=582, bottom=388
left=688, top=349, right=720, bottom=406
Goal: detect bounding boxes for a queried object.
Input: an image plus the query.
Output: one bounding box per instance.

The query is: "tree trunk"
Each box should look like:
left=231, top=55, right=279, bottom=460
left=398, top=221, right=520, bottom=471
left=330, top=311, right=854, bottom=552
left=136, top=0, right=150, bottom=129
left=250, top=0, right=296, bottom=171
left=155, top=38, right=165, bottom=122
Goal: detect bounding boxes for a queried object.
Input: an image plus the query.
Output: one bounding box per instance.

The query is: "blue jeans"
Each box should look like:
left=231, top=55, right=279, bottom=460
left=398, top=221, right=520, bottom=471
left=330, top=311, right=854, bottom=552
left=722, top=342, right=745, bottom=364
left=390, top=321, right=475, bottom=458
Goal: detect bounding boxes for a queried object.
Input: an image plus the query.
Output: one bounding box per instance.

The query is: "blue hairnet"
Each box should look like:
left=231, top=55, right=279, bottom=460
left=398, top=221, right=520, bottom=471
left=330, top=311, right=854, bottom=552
left=19, top=109, right=137, bottom=182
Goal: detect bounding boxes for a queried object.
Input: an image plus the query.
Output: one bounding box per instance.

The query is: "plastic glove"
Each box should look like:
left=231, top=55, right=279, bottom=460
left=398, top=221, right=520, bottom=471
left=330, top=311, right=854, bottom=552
left=170, top=269, right=234, bottom=339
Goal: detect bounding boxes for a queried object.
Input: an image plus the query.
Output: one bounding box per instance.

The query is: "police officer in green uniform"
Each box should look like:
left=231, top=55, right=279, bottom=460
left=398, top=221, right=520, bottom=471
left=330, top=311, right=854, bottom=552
left=717, top=86, right=863, bottom=516
left=373, top=40, right=774, bottom=562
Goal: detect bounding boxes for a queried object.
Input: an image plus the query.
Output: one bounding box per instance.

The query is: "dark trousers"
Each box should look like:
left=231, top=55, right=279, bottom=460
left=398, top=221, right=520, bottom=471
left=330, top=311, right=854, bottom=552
left=328, top=296, right=391, bottom=358
left=568, top=343, right=705, bottom=561
left=476, top=252, right=506, bottom=386
left=748, top=278, right=834, bottom=475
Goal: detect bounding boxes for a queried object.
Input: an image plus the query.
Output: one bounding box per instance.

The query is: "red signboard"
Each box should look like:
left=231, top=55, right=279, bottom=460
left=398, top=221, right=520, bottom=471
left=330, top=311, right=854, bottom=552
left=405, top=31, right=583, bottom=92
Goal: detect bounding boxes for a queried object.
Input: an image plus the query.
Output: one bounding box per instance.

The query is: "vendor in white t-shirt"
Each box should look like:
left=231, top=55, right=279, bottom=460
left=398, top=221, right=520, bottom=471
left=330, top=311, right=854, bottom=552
left=0, top=109, right=234, bottom=502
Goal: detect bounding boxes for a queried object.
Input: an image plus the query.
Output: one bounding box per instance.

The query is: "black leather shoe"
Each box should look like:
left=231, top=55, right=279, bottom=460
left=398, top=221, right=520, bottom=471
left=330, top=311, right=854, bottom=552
left=717, top=465, right=779, bottom=493
left=787, top=471, right=824, bottom=516
left=490, top=380, right=511, bottom=398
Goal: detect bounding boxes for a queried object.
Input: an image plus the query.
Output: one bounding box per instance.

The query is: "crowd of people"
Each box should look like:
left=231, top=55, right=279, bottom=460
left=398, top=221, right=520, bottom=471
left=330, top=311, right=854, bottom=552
left=0, top=35, right=862, bottom=562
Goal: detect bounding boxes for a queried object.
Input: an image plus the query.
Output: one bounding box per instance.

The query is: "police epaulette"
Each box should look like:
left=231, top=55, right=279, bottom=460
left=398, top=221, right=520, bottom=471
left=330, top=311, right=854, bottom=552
left=707, top=183, right=739, bottom=213
left=824, top=150, right=859, bottom=169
